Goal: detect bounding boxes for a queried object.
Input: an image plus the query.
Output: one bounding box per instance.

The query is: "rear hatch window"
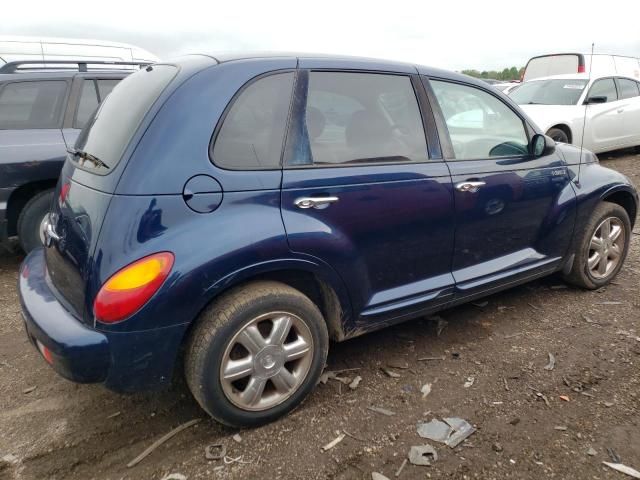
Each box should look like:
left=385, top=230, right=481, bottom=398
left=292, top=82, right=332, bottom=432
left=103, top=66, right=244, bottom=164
left=524, top=55, right=581, bottom=82
left=71, top=64, right=177, bottom=173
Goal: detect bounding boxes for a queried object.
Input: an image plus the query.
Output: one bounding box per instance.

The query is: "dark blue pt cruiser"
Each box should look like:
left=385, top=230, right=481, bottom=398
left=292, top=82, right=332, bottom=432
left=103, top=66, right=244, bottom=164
left=18, top=53, right=638, bottom=427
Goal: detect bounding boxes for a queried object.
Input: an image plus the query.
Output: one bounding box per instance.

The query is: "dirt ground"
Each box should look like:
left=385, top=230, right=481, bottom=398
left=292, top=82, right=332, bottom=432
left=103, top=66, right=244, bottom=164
left=1, top=151, right=639, bottom=480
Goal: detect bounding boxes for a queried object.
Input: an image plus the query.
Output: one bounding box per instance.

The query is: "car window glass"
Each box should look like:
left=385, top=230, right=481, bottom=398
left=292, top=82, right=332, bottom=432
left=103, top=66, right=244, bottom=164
left=617, top=78, right=640, bottom=99
left=431, top=80, right=529, bottom=159
left=211, top=72, right=294, bottom=170
left=510, top=79, right=587, bottom=106
left=75, top=80, right=100, bottom=128
left=0, top=81, right=66, bottom=129
left=588, top=79, right=617, bottom=103
left=297, top=72, right=427, bottom=165
left=97, top=79, right=120, bottom=101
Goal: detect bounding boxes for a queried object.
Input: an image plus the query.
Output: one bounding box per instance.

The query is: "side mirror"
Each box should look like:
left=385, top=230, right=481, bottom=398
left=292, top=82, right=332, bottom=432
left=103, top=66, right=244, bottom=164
left=531, top=133, right=556, bottom=157
left=585, top=95, right=607, bottom=105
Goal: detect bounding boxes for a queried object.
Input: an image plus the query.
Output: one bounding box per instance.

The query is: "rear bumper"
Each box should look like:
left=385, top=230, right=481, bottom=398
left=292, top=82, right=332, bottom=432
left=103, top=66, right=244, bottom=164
left=19, top=248, right=188, bottom=392
left=19, top=248, right=109, bottom=383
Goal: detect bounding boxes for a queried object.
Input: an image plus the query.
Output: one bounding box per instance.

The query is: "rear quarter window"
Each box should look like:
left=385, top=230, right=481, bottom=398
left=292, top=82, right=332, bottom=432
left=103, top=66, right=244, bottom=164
left=0, top=80, right=67, bottom=129
left=73, top=65, right=177, bottom=172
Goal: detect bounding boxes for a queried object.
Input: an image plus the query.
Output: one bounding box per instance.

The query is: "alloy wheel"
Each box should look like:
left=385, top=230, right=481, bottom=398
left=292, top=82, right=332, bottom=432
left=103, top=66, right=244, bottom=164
left=219, top=311, right=314, bottom=411
left=587, top=216, right=625, bottom=280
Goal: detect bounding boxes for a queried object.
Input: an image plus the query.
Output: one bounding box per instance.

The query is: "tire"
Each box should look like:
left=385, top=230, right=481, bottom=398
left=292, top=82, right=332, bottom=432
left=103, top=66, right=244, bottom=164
left=563, top=202, right=631, bottom=289
left=185, top=280, right=329, bottom=427
left=547, top=127, right=569, bottom=144
left=17, top=189, right=54, bottom=253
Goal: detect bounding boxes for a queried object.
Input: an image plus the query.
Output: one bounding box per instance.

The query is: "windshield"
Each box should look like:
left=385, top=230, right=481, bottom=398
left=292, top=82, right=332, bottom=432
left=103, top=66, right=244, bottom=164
left=73, top=64, right=177, bottom=172
left=510, top=79, right=587, bottom=106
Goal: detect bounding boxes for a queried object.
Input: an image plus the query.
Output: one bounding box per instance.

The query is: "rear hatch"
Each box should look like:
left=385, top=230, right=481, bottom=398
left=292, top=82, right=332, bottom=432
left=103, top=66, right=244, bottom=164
left=44, top=65, right=178, bottom=324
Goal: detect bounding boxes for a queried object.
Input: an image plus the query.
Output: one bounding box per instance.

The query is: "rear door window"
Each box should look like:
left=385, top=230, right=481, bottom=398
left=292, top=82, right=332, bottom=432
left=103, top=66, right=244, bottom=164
left=97, top=79, right=119, bottom=100
left=74, top=65, right=177, bottom=172
left=211, top=72, right=295, bottom=170
left=289, top=71, right=428, bottom=166
left=616, top=78, right=640, bottom=99
left=0, top=80, right=67, bottom=129
left=587, top=78, right=618, bottom=103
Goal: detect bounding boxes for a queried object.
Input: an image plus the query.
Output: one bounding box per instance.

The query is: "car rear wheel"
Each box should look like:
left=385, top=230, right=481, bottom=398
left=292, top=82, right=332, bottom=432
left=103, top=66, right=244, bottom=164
left=185, top=281, right=328, bottom=427
left=563, top=202, right=631, bottom=289
left=17, top=189, right=54, bottom=253
left=547, top=127, right=569, bottom=144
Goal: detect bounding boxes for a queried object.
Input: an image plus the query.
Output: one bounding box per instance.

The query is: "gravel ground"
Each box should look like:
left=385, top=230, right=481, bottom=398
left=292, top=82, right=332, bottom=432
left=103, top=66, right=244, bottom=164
left=1, top=151, right=639, bottom=480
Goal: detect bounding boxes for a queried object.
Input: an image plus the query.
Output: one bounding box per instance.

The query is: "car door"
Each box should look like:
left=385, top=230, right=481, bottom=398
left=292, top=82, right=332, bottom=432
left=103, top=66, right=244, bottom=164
left=280, top=64, right=456, bottom=327
left=614, top=77, right=640, bottom=146
left=61, top=76, right=122, bottom=148
left=425, top=77, right=575, bottom=301
left=583, top=77, right=625, bottom=152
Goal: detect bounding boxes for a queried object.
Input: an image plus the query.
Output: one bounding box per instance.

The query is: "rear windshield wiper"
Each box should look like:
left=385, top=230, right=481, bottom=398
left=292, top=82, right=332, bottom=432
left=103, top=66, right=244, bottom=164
left=67, top=148, right=110, bottom=170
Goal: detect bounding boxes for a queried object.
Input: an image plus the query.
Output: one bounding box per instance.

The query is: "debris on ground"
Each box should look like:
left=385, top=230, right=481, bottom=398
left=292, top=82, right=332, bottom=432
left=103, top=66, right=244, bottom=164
left=127, top=418, right=201, bottom=468
left=394, top=458, right=408, bottom=477
left=388, top=359, right=409, bottom=369
left=604, top=401, right=615, bottom=407
left=321, top=433, right=345, bottom=452
left=492, top=442, right=503, bottom=452
left=106, top=411, right=121, bottom=419
left=503, top=378, right=510, bottom=391
left=559, top=395, right=570, bottom=402
left=22, top=386, right=36, bottom=394
left=205, top=444, right=227, bottom=460
left=527, top=302, right=541, bottom=310
left=528, top=386, right=551, bottom=407
left=509, top=417, right=521, bottom=426
left=160, top=474, right=187, bottom=480
left=343, top=429, right=367, bottom=442
left=319, top=370, right=352, bottom=385
left=371, top=472, right=390, bottom=480
left=420, top=383, right=432, bottom=398
left=349, top=376, right=362, bottom=390
left=381, top=367, right=401, bottom=378
left=544, top=352, right=556, bottom=371
left=408, top=445, right=437, bottom=466
left=587, top=447, right=597, bottom=456
left=367, top=406, right=396, bottom=417
left=1, top=454, right=18, bottom=465
left=602, top=462, right=640, bottom=479
left=554, top=426, right=568, bottom=431
left=417, top=417, right=475, bottom=448
left=608, top=447, right=622, bottom=463
left=435, top=317, right=448, bottom=337
left=417, top=356, right=445, bottom=362
left=472, top=301, right=489, bottom=308
left=232, top=433, right=242, bottom=443
left=464, top=376, right=475, bottom=388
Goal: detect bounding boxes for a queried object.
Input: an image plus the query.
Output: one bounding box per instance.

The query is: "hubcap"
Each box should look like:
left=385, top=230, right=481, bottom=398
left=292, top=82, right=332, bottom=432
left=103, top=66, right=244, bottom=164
left=587, top=217, right=625, bottom=280
left=38, top=214, right=49, bottom=246
left=220, top=312, right=314, bottom=411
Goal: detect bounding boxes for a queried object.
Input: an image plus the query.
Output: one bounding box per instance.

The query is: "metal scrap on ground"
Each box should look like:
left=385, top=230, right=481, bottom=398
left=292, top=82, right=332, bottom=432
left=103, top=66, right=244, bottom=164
left=349, top=376, right=362, bottom=390
left=321, top=433, right=346, bottom=451
left=416, top=417, right=476, bottom=448
left=408, top=445, right=438, bottom=466
left=544, top=352, right=556, bottom=371
left=367, top=406, right=396, bottom=416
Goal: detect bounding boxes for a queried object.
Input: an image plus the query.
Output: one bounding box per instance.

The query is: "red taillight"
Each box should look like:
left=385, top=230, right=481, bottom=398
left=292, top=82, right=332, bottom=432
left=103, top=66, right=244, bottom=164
left=37, top=341, right=54, bottom=365
left=59, top=182, right=71, bottom=205
left=578, top=65, right=586, bottom=73
left=94, top=252, right=174, bottom=324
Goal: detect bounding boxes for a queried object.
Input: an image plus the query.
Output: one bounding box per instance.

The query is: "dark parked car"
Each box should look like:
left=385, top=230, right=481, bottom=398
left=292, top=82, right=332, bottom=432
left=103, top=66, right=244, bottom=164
left=0, top=61, right=146, bottom=252
left=19, top=53, right=637, bottom=427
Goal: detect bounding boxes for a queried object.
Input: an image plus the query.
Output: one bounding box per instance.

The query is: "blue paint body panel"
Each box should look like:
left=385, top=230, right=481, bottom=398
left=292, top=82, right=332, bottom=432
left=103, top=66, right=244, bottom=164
left=18, top=53, right=638, bottom=394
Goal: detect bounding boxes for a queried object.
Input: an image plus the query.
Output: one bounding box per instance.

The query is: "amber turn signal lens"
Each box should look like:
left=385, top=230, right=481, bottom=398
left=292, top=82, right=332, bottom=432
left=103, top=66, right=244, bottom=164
left=94, top=252, right=174, bottom=324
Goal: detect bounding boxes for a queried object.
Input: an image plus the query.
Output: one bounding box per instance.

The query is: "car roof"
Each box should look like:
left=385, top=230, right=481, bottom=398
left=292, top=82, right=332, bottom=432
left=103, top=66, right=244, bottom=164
left=190, top=51, right=487, bottom=87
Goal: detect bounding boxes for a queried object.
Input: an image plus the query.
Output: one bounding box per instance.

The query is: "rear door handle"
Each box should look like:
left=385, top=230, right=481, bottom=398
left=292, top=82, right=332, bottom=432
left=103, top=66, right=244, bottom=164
left=294, top=196, right=339, bottom=209
left=617, top=108, right=624, bottom=113
left=455, top=181, right=486, bottom=193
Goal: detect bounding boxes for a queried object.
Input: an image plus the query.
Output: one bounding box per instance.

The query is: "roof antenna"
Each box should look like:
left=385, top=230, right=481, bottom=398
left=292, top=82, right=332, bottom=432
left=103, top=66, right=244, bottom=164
left=577, top=42, right=595, bottom=184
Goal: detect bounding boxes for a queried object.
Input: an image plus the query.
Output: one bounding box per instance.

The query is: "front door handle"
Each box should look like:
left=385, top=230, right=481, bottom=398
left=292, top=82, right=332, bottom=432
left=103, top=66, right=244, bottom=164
left=294, top=196, right=339, bottom=209
left=617, top=108, right=624, bottom=114
left=455, top=181, right=486, bottom=193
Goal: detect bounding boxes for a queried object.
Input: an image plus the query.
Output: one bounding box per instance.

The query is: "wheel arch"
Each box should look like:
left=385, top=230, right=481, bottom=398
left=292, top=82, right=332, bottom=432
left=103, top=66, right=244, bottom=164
left=5, top=180, right=57, bottom=237
left=547, top=124, right=573, bottom=144
left=601, top=186, right=638, bottom=228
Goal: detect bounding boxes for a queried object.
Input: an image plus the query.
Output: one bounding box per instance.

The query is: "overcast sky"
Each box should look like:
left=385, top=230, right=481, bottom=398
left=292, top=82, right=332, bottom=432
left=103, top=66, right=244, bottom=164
left=2, top=0, right=639, bottom=71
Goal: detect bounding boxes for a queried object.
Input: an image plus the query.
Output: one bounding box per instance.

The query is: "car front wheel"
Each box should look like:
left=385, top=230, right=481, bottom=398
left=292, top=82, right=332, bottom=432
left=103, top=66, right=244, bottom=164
left=546, top=127, right=569, bottom=144
left=563, top=202, right=631, bottom=289
left=185, top=281, right=329, bottom=427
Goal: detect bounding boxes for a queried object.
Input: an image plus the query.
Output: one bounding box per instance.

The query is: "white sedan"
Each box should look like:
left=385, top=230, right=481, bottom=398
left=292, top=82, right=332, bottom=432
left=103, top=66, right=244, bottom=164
left=510, top=73, right=640, bottom=153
